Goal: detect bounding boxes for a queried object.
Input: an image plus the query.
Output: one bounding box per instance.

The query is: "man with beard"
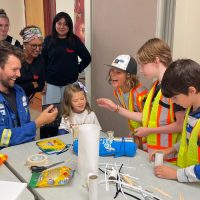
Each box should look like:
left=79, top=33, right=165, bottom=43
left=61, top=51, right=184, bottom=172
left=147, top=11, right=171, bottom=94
left=0, top=41, right=58, bottom=148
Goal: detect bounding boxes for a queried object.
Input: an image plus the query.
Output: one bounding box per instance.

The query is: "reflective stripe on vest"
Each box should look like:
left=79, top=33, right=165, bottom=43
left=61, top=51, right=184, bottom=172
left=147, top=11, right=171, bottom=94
left=177, top=107, right=200, bottom=168
left=142, top=81, right=180, bottom=161
left=0, top=129, right=12, bottom=147
left=114, top=84, right=147, bottom=132
left=11, top=38, right=16, bottom=46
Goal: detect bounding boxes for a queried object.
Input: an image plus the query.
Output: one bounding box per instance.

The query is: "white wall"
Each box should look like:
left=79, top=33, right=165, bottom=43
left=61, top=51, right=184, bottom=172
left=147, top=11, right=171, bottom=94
left=91, top=0, right=157, bottom=135
left=1, top=0, right=25, bottom=43
left=173, top=0, right=200, bottom=63
left=56, top=0, right=75, bottom=21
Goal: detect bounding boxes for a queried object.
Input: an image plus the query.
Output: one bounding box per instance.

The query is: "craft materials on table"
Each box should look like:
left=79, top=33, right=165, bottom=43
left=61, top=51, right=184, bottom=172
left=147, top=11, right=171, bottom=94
left=154, top=151, right=164, bottom=166
left=98, top=163, right=166, bottom=200
left=26, top=154, right=48, bottom=167
left=31, top=161, right=65, bottom=173
left=77, top=124, right=100, bottom=180
left=29, top=166, right=74, bottom=188
left=0, top=153, right=8, bottom=165
left=36, top=138, right=70, bottom=155
left=88, top=174, right=98, bottom=200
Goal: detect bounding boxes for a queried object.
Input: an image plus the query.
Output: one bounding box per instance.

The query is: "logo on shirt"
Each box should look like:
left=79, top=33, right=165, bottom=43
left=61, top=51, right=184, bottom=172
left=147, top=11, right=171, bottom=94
left=0, top=103, right=5, bottom=115
left=22, top=96, right=27, bottom=107
left=66, top=48, right=75, bottom=53
left=33, top=75, right=39, bottom=80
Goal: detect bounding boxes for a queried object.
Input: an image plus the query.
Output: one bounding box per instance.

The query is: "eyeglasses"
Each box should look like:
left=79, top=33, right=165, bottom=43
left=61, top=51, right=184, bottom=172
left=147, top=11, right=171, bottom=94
left=29, top=44, right=43, bottom=50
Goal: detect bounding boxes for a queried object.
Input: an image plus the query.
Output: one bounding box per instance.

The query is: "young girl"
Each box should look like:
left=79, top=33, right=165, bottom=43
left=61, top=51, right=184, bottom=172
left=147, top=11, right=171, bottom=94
left=58, top=82, right=101, bottom=135
left=107, top=54, right=148, bottom=149
left=97, top=39, right=185, bottom=162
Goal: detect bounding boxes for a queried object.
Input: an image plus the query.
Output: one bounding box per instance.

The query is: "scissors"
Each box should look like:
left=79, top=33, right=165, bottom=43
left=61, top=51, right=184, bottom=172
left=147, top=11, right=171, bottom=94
left=31, top=161, right=64, bottom=173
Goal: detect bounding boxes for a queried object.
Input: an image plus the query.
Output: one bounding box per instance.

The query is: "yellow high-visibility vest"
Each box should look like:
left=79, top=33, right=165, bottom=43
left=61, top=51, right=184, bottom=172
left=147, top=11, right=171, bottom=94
left=142, top=81, right=181, bottom=161
left=177, top=107, right=200, bottom=168
left=114, top=84, right=148, bottom=132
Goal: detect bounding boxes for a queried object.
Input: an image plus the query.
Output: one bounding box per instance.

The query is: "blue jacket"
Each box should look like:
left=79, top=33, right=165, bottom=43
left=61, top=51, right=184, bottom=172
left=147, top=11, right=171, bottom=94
left=0, top=85, right=36, bottom=147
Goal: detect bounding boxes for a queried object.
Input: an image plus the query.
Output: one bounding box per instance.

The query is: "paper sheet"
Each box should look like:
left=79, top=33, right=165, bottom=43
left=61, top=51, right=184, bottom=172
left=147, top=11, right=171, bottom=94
left=0, top=181, right=27, bottom=200
left=77, top=124, right=100, bottom=180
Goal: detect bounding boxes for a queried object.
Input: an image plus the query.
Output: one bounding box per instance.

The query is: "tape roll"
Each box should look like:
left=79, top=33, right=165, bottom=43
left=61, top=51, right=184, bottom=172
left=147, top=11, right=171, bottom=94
left=26, top=154, right=48, bottom=167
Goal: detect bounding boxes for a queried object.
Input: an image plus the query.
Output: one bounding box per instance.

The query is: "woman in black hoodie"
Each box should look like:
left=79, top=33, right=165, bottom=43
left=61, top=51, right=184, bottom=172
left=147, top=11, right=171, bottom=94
left=42, top=12, right=91, bottom=104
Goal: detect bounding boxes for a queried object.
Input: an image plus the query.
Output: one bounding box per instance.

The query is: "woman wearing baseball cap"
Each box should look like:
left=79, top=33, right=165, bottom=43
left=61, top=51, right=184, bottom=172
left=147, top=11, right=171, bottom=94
left=105, top=54, right=148, bottom=149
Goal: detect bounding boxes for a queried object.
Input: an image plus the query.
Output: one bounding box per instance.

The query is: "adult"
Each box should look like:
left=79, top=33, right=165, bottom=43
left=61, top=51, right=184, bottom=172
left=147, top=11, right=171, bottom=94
left=0, top=41, right=57, bottom=147
left=15, top=26, right=45, bottom=100
left=42, top=12, right=91, bottom=104
left=0, top=9, right=20, bottom=47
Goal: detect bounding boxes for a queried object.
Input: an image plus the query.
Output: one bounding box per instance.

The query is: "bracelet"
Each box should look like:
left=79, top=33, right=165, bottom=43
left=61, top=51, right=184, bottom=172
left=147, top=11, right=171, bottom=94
left=114, top=104, right=120, bottom=112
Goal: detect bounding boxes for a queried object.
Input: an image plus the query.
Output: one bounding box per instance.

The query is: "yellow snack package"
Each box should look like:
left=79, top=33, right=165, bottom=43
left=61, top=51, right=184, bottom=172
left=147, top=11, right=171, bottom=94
left=36, top=138, right=67, bottom=154
left=29, top=166, right=74, bottom=188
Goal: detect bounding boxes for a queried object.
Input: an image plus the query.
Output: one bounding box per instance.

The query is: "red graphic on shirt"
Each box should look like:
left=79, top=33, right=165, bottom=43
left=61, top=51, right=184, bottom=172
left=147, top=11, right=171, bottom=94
left=66, top=48, right=75, bottom=53
left=33, top=75, right=39, bottom=80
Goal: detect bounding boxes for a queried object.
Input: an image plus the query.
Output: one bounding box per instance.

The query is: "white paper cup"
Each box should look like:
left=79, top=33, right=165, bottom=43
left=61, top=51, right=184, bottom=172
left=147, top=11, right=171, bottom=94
left=154, top=151, right=164, bottom=166
left=88, top=174, right=98, bottom=200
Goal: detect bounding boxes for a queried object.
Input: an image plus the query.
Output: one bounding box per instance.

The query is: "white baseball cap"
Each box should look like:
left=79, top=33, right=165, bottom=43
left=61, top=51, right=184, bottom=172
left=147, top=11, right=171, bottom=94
left=106, top=54, right=137, bottom=75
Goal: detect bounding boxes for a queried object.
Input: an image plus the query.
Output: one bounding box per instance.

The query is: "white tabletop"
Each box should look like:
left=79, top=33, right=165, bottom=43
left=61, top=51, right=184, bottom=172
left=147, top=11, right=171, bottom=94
left=0, top=164, right=34, bottom=200
left=1, top=135, right=200, bottom=200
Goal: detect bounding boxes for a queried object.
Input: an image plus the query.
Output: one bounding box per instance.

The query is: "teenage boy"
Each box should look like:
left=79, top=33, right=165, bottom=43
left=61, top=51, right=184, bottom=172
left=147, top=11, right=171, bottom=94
left=149, top=59, right=200, bottom=182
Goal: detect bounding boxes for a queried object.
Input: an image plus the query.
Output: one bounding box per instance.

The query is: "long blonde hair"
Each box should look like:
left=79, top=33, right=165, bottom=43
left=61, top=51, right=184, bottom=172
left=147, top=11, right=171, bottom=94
left=61, top=83, right=92, bottom=119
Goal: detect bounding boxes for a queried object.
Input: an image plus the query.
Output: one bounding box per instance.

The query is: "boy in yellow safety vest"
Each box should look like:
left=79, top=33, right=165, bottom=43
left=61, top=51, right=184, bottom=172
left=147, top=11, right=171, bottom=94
left=106, top=54, right=148, bottom=149
left=97, top=38, right=185, bottom=162
left=149, top=59, right=200, bottom=182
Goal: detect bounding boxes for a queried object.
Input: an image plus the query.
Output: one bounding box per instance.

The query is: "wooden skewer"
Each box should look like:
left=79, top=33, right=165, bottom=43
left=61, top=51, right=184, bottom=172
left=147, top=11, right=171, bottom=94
left=122, top=175, right=135, bottom=186
left=179, top=192, right=185, bottom=200
left=151, top=185, right=173, bottom=199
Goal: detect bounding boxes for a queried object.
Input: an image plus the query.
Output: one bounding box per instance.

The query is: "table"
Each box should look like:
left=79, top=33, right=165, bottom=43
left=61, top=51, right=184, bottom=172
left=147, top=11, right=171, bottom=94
left=0, top=163, right=34, bottom=200
left=1, top=135, right=200, bottom=200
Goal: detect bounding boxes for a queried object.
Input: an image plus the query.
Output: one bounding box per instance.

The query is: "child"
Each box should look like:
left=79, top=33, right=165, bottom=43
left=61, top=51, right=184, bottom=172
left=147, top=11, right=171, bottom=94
left=97, top=38, right=185, bottom=162
left=58, top=82, right=101, bottom=135
left=106, top=54, right=148, bottom=149
left=149, top=59, right=200, bottom=182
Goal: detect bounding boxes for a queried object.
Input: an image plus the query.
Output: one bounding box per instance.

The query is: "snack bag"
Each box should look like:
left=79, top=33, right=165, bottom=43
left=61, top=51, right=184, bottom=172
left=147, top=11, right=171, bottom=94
left=29, top=166, right=74, bottom=188
left=36, top=138, right=66, bottom=154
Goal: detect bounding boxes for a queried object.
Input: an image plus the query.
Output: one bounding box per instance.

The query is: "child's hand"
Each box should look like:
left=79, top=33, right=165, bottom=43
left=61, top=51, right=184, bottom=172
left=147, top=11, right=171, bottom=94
left=96, top=98, right=117, bottom=112
left=149, top=149, right=172, bottom=162
left=134, top=127, right=150, bottom=137
left=154, top=165, right=177, bottom=180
